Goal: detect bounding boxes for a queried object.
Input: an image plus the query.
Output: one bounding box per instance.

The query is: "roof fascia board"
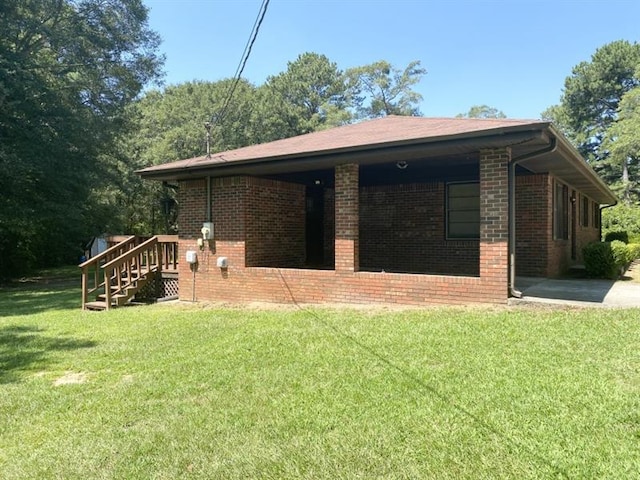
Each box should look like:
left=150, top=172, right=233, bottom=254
left=139, top=129, right=546, bottom=181
left=548, top=125, right=617, bottom=205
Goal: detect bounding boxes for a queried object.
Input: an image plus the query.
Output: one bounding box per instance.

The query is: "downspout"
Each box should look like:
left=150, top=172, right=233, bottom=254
left=207, top=176, right=212, bottom=222
left=508, top=136, right=557, bottom=298
left=599, top=203, right=618, bottom=241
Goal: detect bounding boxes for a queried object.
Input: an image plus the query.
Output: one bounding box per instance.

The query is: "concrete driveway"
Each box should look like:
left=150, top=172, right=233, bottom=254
left=512, top=262, right=640, bottom=308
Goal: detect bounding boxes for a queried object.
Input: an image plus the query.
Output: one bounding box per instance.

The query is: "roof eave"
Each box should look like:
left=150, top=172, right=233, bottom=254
left=138, top=124, right=550, bottom=181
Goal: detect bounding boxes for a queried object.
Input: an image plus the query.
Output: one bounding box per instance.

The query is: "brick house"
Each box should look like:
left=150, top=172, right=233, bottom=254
left=139, top=116, right=616, bottom=306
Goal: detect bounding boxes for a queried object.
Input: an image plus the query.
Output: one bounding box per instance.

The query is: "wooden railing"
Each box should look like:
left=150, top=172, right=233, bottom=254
left=80, top=235, right=178, bottom=310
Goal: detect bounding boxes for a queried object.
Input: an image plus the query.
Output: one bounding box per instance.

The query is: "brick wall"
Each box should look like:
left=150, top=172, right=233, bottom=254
left=359, top=182, right=479, bottom=275
left=515, top=173, right=601, bottom=278
left=245, top=177, right=305, bottom=268
left=478, top=148, right=509, bottom=301
left=335, top=164, right=359, bottom=272
left=515, top=174, right=550, bottom=277
left=176, top=158, right=513, bottom=306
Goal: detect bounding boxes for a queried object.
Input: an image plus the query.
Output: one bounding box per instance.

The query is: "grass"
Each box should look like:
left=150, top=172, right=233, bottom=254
left=1, top=268, right=640, bottom=478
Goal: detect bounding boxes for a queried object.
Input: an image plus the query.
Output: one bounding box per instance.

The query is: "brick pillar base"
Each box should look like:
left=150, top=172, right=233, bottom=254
left=335, top=163, right=359, bottom=272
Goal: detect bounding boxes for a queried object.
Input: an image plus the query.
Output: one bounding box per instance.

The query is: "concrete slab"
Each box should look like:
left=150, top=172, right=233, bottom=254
left=512, top=270, right=640, bottom=308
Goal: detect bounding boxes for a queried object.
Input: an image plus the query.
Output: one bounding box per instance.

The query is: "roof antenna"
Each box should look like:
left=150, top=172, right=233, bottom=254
left=204, top=121, right=212, bottom=158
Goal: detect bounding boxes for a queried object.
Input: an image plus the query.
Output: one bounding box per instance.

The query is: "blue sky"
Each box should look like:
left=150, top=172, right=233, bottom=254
left=145, top=0, right=640, bottom=120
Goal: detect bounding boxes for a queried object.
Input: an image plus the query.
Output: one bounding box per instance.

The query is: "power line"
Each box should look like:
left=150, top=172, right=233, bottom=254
left=212, top=0, right=270, bottom=128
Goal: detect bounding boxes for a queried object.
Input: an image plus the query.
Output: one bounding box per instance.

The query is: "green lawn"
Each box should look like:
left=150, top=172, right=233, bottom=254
left=1, top=270, right=640, bottom=479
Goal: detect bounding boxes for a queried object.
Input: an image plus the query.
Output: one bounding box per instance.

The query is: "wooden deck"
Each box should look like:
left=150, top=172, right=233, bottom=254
left=80, top=235, right=178, bottom=310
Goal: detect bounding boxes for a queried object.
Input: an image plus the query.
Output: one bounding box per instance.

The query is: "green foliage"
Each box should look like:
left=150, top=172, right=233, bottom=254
left=610, top=240, right=633, bottom=268
left=604, top=231, right=629, bottom=243
left=345, top=60, right=426, bottom=118
left=583, top=242, right=618, bottom=278
left=602, top=204, right=640, bottom=239
left=2, top=282, right=640, bottom=478
left=0, top=0, right=163, bottom=279
left=456, top=105, right=507, bottom=119
left=261, top=53, right=351, bottom=136
left=544, top=40, right=640, bottom=204
left=584, top=240, right=636, bottom=278
left=627, top=243, right=640, bottom=260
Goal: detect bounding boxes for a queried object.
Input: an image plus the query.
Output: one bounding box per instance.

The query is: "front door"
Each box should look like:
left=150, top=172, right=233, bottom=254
left=305, top=186, right=324, bottom=267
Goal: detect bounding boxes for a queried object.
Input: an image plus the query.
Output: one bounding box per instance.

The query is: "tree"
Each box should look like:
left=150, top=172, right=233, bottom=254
left=259, top=52, right=351, bottom=138
left=456, top=105, right=507, bottom=119
left=543, top=40, right=640, bottom=162
left=543, top=40, right=640, bottom=208
left=601, top=79, right=640, bottom=204
left=0, top=0, right=163, bottom=279
left=345, top=60, right=426, bottom=118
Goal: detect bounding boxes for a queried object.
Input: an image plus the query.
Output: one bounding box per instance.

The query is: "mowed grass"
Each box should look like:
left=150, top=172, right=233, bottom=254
left=1, top=270, right=640, bottom=478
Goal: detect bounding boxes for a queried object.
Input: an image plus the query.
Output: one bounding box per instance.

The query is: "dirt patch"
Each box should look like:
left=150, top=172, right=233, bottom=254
left=53, top=372, right=87, bottom=386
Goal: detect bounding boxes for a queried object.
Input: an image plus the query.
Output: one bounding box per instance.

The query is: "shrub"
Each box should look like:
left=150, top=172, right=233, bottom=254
left=602, top=204, right=640, bottom=241
left=583, top=242, right=618, bottom=279
left=628, top=243, right=640, bottom=261
left=611, top=240, right=632, bottom=269
left=604, top=231, right=629, bottom=243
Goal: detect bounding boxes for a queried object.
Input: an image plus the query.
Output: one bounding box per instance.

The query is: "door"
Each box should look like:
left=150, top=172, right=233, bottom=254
left=305, top=186, right=324, bottom=267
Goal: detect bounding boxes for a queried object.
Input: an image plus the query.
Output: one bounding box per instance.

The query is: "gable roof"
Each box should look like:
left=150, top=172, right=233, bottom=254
left=138, top=115, right=616, bottom=205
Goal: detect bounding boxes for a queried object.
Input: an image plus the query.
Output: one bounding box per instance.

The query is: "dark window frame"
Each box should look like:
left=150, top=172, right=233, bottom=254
left=446, top=182, right=480, bottom=240
left=553, top=182, right=569, bottom=240
left=582, top=195, right=589, bottom=227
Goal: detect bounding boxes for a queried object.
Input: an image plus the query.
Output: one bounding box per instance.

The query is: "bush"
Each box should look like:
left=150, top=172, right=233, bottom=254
left=611, top=240, right=633, bottom=269
left=604, top=231, right=629, bottom=243
left=583, top=242, right=618, bottom=279
left=602, top=204, right=640, bottom=241
left=628, top=243, right=640, bottom=261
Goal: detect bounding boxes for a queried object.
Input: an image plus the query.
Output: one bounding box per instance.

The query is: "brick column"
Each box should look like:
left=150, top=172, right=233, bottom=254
left=479, top=148, right=509, bottom=298
left=335, top=163, right=359, bottom=272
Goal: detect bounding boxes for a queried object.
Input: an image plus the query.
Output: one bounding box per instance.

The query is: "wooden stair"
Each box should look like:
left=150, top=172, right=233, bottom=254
left=80, top=235, right=178, bottom=311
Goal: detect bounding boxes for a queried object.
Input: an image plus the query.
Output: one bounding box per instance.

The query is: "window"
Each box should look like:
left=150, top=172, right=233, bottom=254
left=447, top=182, right=480, bottom=239
left=582, top=196, right=589, bottom=227
left=553, top=182, right=569, bottom=240
left=593, top=200, right=600, bottom=229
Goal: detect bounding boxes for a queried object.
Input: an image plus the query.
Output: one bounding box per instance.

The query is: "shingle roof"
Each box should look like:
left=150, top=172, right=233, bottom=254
left=139, top=115, right=547, bottom=173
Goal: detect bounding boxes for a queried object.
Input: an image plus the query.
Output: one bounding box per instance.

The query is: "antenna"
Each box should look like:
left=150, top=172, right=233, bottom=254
left=204, top=121, right=212, bottom=157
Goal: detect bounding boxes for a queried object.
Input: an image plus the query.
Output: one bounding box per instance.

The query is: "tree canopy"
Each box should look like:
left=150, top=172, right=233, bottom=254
left=456, top=105, right=507, bottom=119
left=0, top=0, right=163, bottom=278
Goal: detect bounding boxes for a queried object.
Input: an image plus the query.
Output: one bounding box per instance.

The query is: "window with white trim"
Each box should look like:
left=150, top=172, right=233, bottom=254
left=447, top=182, right=480, bottom=239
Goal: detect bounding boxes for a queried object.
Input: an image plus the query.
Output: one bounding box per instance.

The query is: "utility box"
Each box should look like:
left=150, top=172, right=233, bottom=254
left=185, top=250, right=197, bottom=264
left=201, top=222, right=214, bottom=240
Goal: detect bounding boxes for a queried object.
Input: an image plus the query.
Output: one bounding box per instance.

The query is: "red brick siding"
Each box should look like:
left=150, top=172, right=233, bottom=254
left=359, top=183, right=478, bottom=275
left=478, top=149, right=509, bottom=300
left=515, top=174, right=550, bottom=277
left=515, top=173, right=601, bottom=278
left=335, top=164, right=359, bottom=272
left=245, top=177, right=305, bottom=267
left=176, top=151, right=514, bottom=306
left=179, top=179, right=208, bottom=238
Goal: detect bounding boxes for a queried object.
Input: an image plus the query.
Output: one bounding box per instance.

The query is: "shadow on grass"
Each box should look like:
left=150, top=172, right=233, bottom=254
left=0, top=279, right=80, bottom=317
left=0, top=325, right=97, bottom=384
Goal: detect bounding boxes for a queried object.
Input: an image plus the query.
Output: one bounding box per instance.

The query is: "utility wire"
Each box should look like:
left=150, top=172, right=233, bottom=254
left=212, top=0, right=270, bottom=128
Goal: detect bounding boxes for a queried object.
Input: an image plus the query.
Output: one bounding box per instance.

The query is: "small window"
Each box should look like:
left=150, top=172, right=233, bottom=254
left=554, top=182, right=569, bottom=240
left=593, top=201, right=600, bottom=229
left=447, top=182, right=479, bottom=239
left=582, top=196, right=589, bottom=227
